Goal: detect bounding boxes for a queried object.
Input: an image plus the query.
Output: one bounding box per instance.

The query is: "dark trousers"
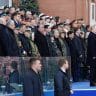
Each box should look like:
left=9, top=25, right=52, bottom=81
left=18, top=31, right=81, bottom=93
left=90, top=60, right=96, bottom=86
left=71, top=57, right=82, bottom=82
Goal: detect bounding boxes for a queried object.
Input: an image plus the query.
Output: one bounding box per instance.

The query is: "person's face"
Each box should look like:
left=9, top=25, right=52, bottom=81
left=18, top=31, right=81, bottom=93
left=63, top=60, right=69, bottom=70
left=31, top=19, right=37, bottom=26
left=65, top=19, right=70, bottom=24
left=24, top=32, right=30, bottom=38
left=6, top=66, right=11, bottom=75
left=60, top=33, right=65, bottom=39
left=76, top=29, right=81, bottom=36
left=7, top=65, right=15, bottom=72
left=87, top=27, right=91, bottom=32
left=7, top=65, right=11, bottom=71
left=42, top=16, right=46, bottom=20
left=14, top=29, right=19, bottom=34
left=38, top=25, right=45, bottom=32
left=78, top=20, right=84, bottom=25
left=51, top=36, right=54, bottom=42
left=64, top=25, right=70, bottom=31
left=10, top=7, right=15, bottom=14
left=6, top=15, right=11, bottom=21
left=34, top=60, right=42, bottom=72
left=54, top=30, right=59, bottom=38
left=16, top=14, right=21, bottom=21
left=11, top=24, right=15, bottom=30
left=33, top=14, right=38, bottom=19
left=46, top=18, right=50, bottom=23
left=26, top=13, right=32, bottom=19
left=45, top=27, right=51, bottom=33
left=92, top=25, right=96, bottom=33
left=9, top=22, right=15, bottom=30
left=50, top=19, right=56, bottom=25
left=39, top=19, right=45, bottom=25
left=63, top=28, right=69, bottom=33
left=72, top=21, right=78, bottom=28
left=20, top=10, right=25, bottom=16
left=4, top=8, right=9, bottom=13
left=69, top=33, right=74, bottom=39
left=77, top=21, right=82, bottom=28
left=35, top=17, right=39, bottom=24
left=58, top=26, right=63, bottom=32
left=20, top=25, right=26, bottom=33
left=80, top=32, right=85, bottom=38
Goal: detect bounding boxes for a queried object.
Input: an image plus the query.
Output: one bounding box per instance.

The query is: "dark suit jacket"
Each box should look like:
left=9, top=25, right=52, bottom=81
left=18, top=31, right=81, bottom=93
left=54, top=38, right=62, bottom=54
left=9, top=70, right=20, bottom=84
left=18, top=33, right=32, bottom=56
left=67, top=38, right=77, bottom=58
left=23, top=69, right=43, bottom=96
left=13, top=20, right=21, bottom=28
left=87, top=32, right=96, bottom=66
left=35, top=31, right=50, bottom=56
left=54, top=69, right=70, bottom=96
left=0, top=24, right=20, bottom=56
left=6, top=70, right=20, bottom=93
left=74, top=36, right=84, bottom=57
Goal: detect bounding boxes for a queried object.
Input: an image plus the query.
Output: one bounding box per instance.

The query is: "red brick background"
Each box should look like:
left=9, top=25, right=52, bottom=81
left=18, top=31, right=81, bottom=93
left=38, top=0, right=91, bottom=24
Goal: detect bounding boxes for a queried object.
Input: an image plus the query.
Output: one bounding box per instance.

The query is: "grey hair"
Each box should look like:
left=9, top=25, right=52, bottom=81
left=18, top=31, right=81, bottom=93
left=6, top=19, right=14, bottom=27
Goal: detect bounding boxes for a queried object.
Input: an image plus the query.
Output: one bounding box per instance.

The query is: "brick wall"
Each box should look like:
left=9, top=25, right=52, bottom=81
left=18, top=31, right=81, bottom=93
left=38, top=0, right=91, bottom=24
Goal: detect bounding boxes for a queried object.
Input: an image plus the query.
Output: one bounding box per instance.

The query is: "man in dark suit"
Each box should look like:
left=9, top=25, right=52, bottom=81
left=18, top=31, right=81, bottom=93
left=6, top=61, right=20, bottom=93
left=23, top=58, right=43, bottom=96
left=67, top=31, right=77, bottom=82
left=0, top=23, right=20, bottom=56
left=72, top=29, right=84, bottom=81
left=19, top=29, right=32, bottom=56
left=12, top=12, right=21, bottom=28
left=8, top=61, right=20, bottom=84
left=35, top=25, right=50, bottom=56
left=54, top=58, right=72, bottom=96
left=87, top=25, right=96, bottom=86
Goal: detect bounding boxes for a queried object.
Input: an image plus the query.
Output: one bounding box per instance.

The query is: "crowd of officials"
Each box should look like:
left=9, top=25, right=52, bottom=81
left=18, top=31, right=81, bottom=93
left=0, top=6, right=96, bottom=85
